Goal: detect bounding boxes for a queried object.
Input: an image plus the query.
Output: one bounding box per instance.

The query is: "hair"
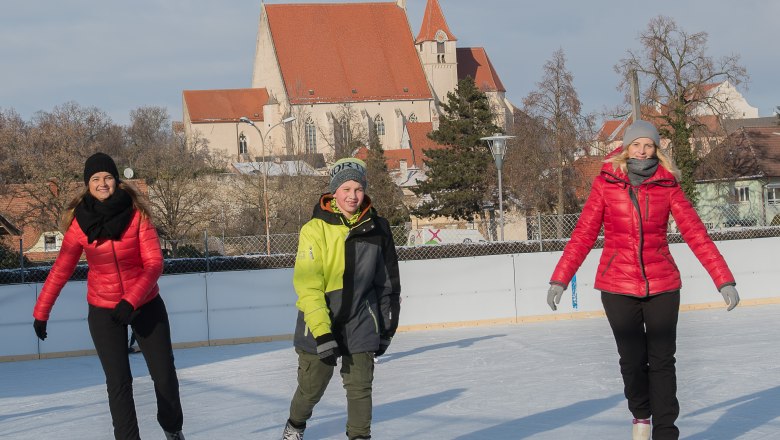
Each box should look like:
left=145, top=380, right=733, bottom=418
left=605, top=144, right=681, bottom=181
left=60, top=181, right=153, bottom=232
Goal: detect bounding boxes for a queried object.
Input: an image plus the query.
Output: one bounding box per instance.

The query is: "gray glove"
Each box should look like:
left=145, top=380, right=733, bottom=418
left=547, top=284, right=565, bottom=311
left=719, top=285, right=739, bottom=311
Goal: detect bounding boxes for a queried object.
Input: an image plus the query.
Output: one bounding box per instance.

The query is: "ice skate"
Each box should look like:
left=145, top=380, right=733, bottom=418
left=632, top=418, right=650, bottom=440
left=282, top=419, right=305, bottom=440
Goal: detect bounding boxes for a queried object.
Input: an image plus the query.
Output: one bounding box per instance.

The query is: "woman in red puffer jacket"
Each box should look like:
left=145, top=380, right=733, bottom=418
left=546, top=121, right=739, bottom=440
left=32, top=153, right=185, bottom=440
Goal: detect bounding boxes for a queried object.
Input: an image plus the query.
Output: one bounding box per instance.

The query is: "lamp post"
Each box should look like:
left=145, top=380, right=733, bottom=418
left=480, top=133, right=515, bottom=241
left=239, top=115, right=296, bottom=255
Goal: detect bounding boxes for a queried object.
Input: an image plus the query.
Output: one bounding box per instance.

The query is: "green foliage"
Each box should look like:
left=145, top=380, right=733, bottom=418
left=0, top=240, right=27, bottom=269
left=412, top=77, right=501, bottom=221
left=364, top=136, right=410, bottom=226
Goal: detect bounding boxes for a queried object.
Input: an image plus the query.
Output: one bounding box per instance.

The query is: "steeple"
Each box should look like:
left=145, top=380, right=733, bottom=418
left=415, top=0, right=456, bottom=44
left=415, top=0, right=458, bottom=109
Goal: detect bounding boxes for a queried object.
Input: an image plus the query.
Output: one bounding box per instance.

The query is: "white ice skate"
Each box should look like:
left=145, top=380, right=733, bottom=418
left=282, top=420, right=305, bottom=440
left=632, top=418, right=650, bottom=440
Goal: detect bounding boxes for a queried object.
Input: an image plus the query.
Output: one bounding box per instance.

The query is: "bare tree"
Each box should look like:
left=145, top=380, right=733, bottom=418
left=317, top=104, right=369, bottom=161
left=523, top=49, right=593, bottom=228
left=615, top=15, right=749, bottom=204
left=8, top=102, right=121, bottom=233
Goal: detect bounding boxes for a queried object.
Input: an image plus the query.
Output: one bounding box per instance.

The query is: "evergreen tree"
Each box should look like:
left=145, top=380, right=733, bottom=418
left=412, top=77, right=501, bottom=221
left=364, top=136, right=410, bottom=227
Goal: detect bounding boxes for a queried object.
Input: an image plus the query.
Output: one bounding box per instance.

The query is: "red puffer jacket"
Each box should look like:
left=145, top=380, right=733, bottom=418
left=33, top=210, right=163, bottom=321
left=550, top=157, right=734, bottom=297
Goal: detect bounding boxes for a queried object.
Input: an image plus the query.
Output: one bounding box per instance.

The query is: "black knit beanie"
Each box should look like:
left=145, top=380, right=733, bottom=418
left=83, top=152, right=120, bottom=185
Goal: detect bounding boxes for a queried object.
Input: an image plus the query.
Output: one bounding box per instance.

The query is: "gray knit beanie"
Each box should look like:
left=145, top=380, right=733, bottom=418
left=328, top=157, right=368, bottom=194
left=623, top=120, right=660, bottom=148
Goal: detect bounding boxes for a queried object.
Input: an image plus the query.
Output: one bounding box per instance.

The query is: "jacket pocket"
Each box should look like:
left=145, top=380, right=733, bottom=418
left=601, top=251, right=618, bottom=276
left=365, top=300, right=379, bottom=334
left=657, top=247, right=678, bottom=271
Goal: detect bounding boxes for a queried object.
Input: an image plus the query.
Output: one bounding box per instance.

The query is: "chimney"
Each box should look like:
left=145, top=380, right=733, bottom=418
left=399, top=159, right=408, bottom=175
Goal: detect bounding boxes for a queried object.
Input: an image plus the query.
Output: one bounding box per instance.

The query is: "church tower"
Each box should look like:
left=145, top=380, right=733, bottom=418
left=415, top=0, right=458, bottom=107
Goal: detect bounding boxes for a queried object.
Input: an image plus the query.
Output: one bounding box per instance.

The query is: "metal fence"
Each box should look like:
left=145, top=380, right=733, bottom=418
left=2, top=207, right=780, bottom=285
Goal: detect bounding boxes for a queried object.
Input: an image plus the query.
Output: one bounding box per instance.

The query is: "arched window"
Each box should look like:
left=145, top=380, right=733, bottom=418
left=305, top=117, right=316, bottom=153
left=374, top=115, right=385, bottom=136
left=238, top=132, right=248, bottom=155
left=408, top=113, right=418, bottom=122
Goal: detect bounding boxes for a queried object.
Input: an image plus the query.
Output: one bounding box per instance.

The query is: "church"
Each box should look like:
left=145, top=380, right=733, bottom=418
left=182, top=0, right=513, bottom=172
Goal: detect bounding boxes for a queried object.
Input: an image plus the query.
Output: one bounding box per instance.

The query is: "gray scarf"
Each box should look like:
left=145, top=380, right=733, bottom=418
left=626, top=158, right=659, bottom=186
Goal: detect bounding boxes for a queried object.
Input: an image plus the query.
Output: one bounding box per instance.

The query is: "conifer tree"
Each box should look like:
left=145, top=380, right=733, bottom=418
left=412, top=77, right=500, bottom=221
left=364, top=136, right=410, bottom=227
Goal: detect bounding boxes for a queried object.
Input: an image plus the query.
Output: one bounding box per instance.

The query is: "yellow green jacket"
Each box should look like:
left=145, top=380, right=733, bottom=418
left=293, top=195, right=401, bottom=355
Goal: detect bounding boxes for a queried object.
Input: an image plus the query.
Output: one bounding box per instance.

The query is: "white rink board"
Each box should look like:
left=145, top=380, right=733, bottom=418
left=2, top=236, right=776, bottom=358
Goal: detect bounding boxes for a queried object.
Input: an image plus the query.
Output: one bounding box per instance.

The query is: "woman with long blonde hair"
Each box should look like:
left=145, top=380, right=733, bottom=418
left=546, top=121, right=739, bottom=440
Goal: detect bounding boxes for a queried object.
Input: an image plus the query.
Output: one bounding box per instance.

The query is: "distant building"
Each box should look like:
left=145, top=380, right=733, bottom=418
left=183, top=0, right=513, bottom=171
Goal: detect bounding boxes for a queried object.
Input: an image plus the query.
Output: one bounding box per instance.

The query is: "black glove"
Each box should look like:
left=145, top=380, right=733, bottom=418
left=110, top=300, right=135, bottom=325
left=33, top=319, right=48, bottom=341
left=375, top=335, right=392, bottom=357
left=315, top=333, right=340, bottom=367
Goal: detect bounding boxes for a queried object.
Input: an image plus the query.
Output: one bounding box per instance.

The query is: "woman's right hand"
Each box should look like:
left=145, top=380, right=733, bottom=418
left=33, top=319, right=48, bottom=341
left=547, top=284, right=565, bottom=311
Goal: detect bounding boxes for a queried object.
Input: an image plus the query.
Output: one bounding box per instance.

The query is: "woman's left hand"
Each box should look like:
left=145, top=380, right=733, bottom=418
left=719, top=285, right=740, bottom=311
left=111, top=300, right=135, bottom=325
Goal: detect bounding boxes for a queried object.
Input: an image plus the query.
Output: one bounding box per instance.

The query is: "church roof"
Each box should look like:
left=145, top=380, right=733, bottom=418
left=457, top=47, right=506, bottom=92
left=183, top=88, right=269, bottom=123
left=415, top=0, right=457, bottom=43
left=265, top=3, right=432, bottom=105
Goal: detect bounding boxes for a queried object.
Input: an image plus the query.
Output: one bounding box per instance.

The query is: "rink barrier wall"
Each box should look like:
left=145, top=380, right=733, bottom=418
left=1, top=236, right=777, bottom=362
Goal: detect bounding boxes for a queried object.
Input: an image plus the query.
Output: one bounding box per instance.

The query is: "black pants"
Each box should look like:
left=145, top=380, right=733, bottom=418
left=601, top=291, right=680, bottom=440
left=88, top=295, right=183, bottom=440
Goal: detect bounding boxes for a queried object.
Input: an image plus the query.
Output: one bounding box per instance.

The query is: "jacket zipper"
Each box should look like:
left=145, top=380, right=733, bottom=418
left=365, top=300, right=379, bottom=334
left=111, top=241, right=127, bottom=299
left=628, top=187, right=650, bottom=296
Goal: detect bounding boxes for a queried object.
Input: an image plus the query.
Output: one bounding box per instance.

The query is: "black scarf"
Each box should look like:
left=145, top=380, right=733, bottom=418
left=626, top=158, right=659, bottom=186
left=75, top=188, right=135, bottom=243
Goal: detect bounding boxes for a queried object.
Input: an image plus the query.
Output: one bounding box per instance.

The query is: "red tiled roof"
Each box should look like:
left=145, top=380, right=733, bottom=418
left=457, top=47, right=506, bottom=93
left=596, top=120, right=625, bottom=142
left=183, top=88, right=269, bottom=123
left=266, top=3, right=432, bottom=105
left=415, top=0, right=456, bottom=44
left=406, top=122, right=447, bottom=168
left=572, top=155, right=606, bottom=200
left=354, top=122, right=447, bottom=171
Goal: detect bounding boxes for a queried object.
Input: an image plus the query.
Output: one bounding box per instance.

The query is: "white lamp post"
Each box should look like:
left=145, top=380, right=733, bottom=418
left=480, top=133, right=515, bottom=241
left=239, top=116, right=296, bottom=255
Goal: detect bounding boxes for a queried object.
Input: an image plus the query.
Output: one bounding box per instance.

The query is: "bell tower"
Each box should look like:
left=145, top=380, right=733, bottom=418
left=415, top=0, right=458, bottom=106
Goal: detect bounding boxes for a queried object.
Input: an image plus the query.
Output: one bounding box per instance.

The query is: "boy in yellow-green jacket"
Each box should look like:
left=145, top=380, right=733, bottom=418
left=281, top=158, right=401, bottom=440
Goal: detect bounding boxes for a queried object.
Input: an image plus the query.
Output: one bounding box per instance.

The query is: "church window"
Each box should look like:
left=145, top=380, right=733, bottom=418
left=305, top=118, right=316, bottom=153
left=238, top=132, right=248, bottom=155
left=374, top=115, right=385, bottom=136
left=437, top=42, right=445, bottom=54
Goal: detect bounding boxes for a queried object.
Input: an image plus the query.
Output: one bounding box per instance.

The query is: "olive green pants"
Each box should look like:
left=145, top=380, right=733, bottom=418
left=289, top=349, right=375, bottom=439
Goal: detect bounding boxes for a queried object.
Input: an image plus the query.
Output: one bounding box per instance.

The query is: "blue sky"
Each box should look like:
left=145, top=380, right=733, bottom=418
left=1, top=0, right=776, bottom=125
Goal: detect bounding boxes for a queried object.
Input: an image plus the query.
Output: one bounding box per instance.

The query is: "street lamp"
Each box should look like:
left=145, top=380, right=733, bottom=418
left=239, top=115, right=296, bottom=255
left=480, top=133, right=515, bottom=241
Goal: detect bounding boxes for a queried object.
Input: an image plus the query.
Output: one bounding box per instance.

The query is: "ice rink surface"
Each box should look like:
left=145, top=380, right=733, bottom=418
left=2, top=303, right=779, bottom=439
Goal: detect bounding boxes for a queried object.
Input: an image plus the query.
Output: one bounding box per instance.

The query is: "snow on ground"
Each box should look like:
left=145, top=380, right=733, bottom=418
left=2, top=304, right=780, bottom=439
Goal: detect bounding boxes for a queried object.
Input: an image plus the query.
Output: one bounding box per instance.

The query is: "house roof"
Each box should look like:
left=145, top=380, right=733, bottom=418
left=457, top=47, right=506, bottom=93
left=354, top=122, right=446, bottom=172
left=0, top=212, right=20, bottom=236
left=735, top=126, right=780, bottom=177
left=415, top=0, right=456, bottom=44
left=571, top=155, right=606, bottom=200
left=265, top=3, right=432, bottom=105
left=183, top=88, right=269, bottom=123
left=406, top=122, right=447, bottom=168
